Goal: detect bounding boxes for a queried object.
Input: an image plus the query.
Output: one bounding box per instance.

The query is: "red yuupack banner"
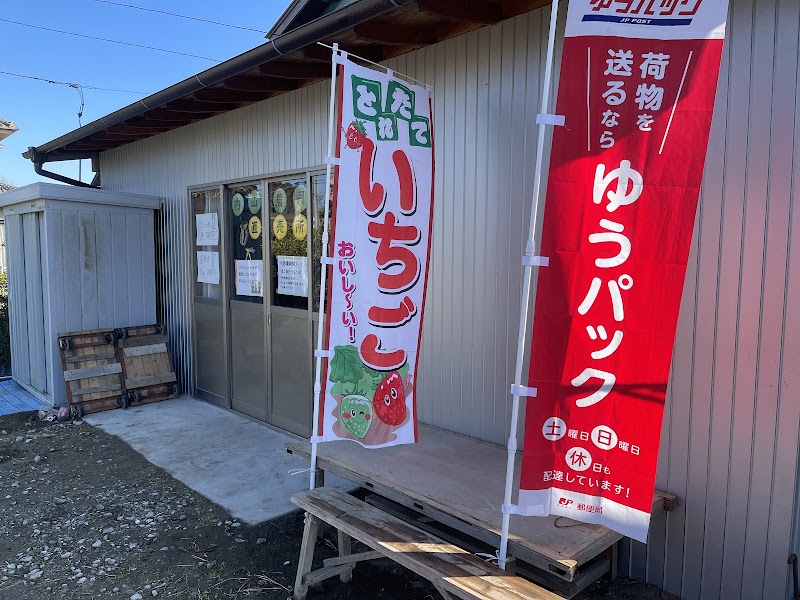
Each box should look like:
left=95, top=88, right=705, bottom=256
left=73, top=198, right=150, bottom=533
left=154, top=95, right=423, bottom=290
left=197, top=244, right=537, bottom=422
left=519, top=0, right=729, bottom=542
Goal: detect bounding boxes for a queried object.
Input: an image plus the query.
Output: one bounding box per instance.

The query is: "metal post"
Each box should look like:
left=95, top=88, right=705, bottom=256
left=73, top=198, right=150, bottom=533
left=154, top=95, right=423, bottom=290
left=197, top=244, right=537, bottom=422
left=498, top=0, right=562, bottom=570
left=309, top=43, right=340, bottom=490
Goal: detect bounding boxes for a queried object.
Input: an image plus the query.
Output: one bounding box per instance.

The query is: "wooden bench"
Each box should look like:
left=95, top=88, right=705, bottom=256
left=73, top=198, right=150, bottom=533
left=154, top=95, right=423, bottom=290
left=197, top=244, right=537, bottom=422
left=285, top=428, right=676, bottom=590
left=291, top=487, right=564, bottom=600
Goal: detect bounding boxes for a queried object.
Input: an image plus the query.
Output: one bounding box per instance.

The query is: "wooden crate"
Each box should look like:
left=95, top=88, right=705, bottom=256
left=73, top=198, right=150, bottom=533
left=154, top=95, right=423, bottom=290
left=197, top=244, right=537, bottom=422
left=58, top=329, right=126, bottom=417
left=115, top=324, right=179, bottom=407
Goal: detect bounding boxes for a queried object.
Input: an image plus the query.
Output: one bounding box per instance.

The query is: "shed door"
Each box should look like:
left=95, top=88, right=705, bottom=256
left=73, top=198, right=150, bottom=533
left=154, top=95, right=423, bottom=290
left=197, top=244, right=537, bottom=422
left=6, top=212, right=48, bottom=394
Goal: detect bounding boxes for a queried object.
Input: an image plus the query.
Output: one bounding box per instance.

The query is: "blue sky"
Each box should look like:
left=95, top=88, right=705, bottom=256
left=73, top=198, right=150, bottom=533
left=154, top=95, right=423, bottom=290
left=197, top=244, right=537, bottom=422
left=0, top=0, right=293, bottom=187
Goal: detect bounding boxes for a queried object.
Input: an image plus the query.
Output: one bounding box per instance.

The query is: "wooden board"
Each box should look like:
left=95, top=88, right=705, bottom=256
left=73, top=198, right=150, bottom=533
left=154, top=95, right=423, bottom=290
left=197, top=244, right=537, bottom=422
left=122, top=343, right=168, bottom=358
left=64, top=363, right=122, bottom=381
left=292, top=487, right=564, bottom=600
left=125, top=372, right=177, bottom=389
left=64, top=351, right=117, bottom=364
left=71, top=383, right=123, bottom=396
left=118, top=334, right=169, bottom=348
left=285, top=424, right=675, bottom=582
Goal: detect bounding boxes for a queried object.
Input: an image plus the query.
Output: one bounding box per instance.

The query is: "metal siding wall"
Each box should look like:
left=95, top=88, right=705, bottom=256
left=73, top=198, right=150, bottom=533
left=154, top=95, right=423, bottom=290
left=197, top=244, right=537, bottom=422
left=94, top=211, right=114, bottom=328
left=5, top=213, right=29, bottom=384
left=22, top=213, right=46, bottom=393
left=0, top=220, right=6, bottom=272
left=644, top=0, right=800, bottom=598
left=39, top=211, right=53, bottom=400
left=99, top=5, right=798, bottom=599
left=45, top=210, right=66, bottom=407
left=78, top=212, right=99, bottom=331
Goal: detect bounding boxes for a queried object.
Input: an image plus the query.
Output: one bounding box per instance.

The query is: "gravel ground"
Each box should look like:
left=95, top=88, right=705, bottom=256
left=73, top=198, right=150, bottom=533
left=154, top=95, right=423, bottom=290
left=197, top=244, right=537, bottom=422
left=0, top=411, right=676, bottom=600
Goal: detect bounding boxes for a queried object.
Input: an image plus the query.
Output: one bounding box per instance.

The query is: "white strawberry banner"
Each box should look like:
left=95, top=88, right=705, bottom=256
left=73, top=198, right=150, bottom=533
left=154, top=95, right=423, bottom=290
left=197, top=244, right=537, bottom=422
left=316, top=52, right=434, bottom=449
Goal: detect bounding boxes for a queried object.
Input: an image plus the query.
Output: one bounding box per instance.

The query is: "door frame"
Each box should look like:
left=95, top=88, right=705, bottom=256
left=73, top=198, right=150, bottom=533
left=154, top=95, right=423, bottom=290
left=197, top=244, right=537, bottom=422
left=188, top=167, right=326, bottom=435
left=188, top=185, right=230, bottom=408
left=224, top=180, right=269, bottom=421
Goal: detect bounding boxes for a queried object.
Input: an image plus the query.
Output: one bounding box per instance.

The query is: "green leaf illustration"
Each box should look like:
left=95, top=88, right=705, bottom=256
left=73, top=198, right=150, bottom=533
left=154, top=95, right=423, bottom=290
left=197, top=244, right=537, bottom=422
left=329, top=344, right=412, bottom=398
left=329, top=345, right=365, bottom=385
left=357, top=369, right=378, bottom=399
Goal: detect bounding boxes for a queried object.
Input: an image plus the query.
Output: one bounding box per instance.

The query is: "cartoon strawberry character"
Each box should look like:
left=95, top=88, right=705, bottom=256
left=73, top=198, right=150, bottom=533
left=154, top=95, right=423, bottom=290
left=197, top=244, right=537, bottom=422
left=339, top=395, right=373, bottom=439
left=372, top=372, right=406, bottom=426
left=344, top=120, right=367, bottom=150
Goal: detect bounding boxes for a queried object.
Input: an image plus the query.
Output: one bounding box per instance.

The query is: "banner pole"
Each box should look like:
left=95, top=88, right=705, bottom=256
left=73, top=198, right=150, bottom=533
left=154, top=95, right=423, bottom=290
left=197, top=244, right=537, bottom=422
left=498, top=0, right=561, bottom=570
left=309, top=42, right=340, bottom=491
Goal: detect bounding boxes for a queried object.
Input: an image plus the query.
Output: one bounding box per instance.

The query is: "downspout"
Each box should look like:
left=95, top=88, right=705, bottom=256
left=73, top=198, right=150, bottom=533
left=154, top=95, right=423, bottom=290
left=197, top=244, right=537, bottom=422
left=29, top=148, right=97, bottom=188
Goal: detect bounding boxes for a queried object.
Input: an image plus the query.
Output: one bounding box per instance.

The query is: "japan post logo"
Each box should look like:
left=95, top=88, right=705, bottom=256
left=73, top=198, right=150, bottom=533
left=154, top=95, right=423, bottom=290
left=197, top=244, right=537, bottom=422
left=558, top=498, right=574, bottom=508
left=587, top=0, right=703, bottom=18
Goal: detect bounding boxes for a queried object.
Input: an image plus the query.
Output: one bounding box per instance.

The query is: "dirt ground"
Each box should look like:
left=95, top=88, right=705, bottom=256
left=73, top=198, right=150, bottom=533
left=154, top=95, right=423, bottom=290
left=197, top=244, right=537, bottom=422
left=0, top=411, right=678, bottom=600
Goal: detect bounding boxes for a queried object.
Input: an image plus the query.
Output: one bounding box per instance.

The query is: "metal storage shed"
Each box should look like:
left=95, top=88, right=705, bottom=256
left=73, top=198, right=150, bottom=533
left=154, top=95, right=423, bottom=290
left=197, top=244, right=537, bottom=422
left=0, top=183, right=160, bottom=407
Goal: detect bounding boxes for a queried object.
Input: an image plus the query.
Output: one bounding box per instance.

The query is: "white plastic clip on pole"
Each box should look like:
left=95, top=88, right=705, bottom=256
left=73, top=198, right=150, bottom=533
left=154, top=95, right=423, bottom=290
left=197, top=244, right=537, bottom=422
left=498, top=0, right=561, bottom=571
left=309, top=42, right=340, bottom=491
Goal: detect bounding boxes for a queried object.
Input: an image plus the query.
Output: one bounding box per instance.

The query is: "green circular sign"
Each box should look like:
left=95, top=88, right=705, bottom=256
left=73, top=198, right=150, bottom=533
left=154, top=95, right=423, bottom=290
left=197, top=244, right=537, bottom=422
left=293, top=185, right=307, bottom=214
left=231, top=192, right=245, bottom=217
left=272, top=188, right=287, bottom=214
left=247, top=189, right=261, bottom=214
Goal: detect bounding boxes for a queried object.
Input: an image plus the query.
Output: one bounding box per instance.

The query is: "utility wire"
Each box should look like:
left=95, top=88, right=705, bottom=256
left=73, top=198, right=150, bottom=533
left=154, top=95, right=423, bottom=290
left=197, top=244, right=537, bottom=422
left=0, top=70, right=149, bottom=95
left=0, top=17, right=222, bottom=62
left=92, top=0, right=267, bottom=34
left=0, top=70, right=144, bottom=183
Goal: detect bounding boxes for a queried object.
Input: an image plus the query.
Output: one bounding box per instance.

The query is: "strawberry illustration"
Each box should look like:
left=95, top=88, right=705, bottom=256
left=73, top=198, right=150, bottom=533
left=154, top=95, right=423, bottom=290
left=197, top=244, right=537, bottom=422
left=345, top=120, right=367, bottom=150
left=372, top=372, right=406, bottom=426
left=339, top=395, right=373, bottom=439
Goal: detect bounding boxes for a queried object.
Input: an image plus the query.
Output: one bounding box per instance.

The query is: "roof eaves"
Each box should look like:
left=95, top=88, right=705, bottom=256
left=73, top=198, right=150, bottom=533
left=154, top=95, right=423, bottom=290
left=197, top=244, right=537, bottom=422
left=25, top=0, right=418, bottom=162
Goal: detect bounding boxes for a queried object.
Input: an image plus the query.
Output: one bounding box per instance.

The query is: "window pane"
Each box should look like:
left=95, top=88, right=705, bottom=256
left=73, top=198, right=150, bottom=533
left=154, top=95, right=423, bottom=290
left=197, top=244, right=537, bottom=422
left=311, top=174, right=332, bottom=313
left=269, top=178, right=309, bottom=310
left=228, top=183, right=264, bottom=304
left=192, top=188, right=222, bottom=300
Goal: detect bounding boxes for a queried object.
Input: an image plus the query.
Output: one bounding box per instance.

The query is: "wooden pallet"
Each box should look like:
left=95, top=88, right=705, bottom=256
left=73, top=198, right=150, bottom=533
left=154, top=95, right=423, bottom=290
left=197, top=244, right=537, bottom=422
left=115, top=324, right=179, bottom=407
left=58, top=329, right=125, bottom=417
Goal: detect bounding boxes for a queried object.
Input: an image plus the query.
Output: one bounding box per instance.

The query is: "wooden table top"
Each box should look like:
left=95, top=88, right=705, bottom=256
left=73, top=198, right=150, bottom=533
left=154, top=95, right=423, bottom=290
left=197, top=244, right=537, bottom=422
left=285, top=423, right=672, bottom=580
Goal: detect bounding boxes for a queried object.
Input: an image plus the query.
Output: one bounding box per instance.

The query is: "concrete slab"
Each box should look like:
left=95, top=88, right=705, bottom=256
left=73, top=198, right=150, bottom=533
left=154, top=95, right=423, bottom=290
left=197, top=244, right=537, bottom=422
left=85, top=396, right=353, bottom=524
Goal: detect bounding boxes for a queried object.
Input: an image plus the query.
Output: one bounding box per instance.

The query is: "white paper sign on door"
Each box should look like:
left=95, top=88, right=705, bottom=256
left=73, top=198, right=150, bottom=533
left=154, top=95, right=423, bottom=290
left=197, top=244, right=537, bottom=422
left=196, top=251, right=220, bottom=285
left=277, top=256, right=308, bottom=297
left=235, top=260, right=263, bottom=297
left=196, top=213, right=219, bottom=246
